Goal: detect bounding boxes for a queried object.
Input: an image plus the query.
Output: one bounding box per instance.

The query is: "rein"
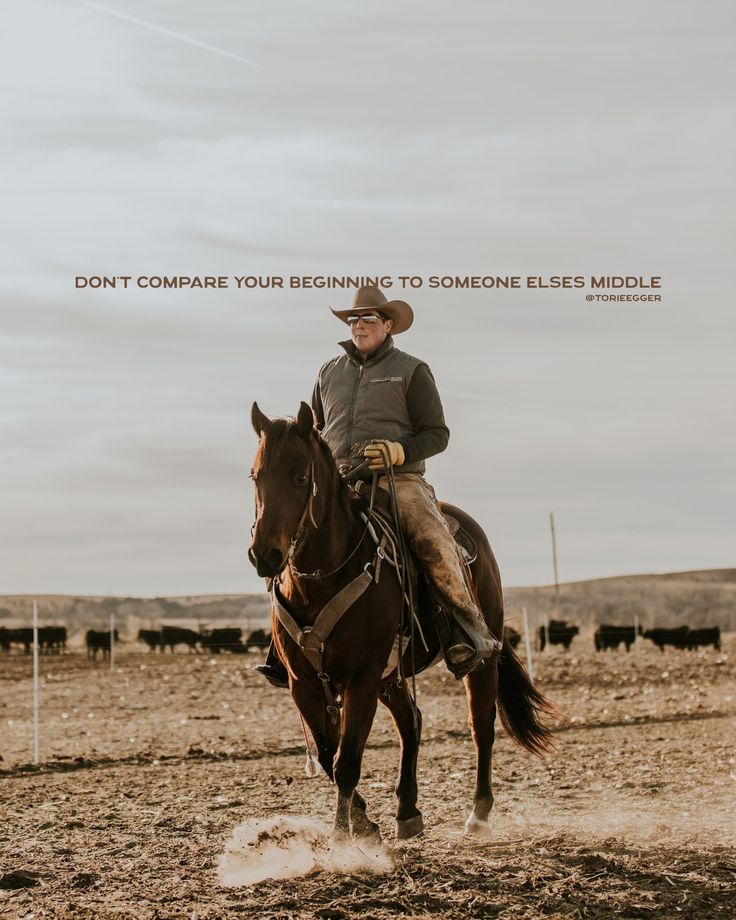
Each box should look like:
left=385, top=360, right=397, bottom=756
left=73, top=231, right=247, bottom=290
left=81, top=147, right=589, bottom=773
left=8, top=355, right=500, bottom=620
left=380, top=461, right=419, bottom=731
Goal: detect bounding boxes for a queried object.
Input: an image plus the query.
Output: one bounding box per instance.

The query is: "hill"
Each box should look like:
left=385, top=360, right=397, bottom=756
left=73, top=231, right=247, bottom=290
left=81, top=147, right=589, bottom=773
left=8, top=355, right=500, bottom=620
left=0, top=593, right=270, bottom=631
left=504, top=568, right=736, bottom=631
left=0, top=568, right=733, bottom=632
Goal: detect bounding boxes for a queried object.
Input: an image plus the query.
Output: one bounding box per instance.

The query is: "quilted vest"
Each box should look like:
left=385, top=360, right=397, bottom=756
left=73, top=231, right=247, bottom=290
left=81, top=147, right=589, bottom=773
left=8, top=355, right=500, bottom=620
left=317, top=337, right=426, bottom=474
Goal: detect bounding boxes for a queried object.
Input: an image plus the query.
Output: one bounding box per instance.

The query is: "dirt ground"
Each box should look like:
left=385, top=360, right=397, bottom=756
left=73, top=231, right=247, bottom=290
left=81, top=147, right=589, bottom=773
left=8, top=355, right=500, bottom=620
left=1, top=635, right=735, bottom=919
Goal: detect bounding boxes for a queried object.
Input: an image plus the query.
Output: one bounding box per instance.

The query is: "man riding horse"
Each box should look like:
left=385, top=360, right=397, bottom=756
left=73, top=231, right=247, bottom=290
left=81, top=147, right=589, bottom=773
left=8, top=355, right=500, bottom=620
left=256, top=284, right=497, bottom=686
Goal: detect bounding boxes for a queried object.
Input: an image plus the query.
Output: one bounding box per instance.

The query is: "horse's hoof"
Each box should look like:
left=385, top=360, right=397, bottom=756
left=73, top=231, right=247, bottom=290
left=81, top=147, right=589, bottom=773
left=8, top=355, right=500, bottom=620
left=464, top=815, right=492, bottom=837
left=330, top=827, right=351, bottom=844
left=396, top=813, right=424, bottom=840
left=354, top=822, right=382, bottom=845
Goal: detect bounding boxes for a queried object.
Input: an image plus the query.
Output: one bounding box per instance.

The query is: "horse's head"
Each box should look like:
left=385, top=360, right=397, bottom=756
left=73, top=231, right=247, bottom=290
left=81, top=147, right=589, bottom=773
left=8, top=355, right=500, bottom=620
left=248, top=401, right=321, bottom=578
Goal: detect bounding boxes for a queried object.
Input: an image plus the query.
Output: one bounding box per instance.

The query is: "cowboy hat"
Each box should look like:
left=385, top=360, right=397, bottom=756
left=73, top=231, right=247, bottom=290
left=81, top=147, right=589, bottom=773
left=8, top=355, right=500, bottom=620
left=331, top=285, right=413, bottom=334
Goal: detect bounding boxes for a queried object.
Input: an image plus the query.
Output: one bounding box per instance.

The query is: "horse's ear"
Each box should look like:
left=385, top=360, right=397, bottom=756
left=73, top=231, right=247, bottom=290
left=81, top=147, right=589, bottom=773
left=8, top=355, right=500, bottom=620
left=251, top=402, right=271, bottom=437
left=296, top=401, right=315, bottom=438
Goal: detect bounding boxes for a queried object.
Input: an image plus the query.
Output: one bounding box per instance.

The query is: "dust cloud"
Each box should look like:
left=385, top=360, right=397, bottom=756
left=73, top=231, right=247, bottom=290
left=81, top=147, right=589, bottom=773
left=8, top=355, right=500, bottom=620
left=218, top=815, right=393, bottom=887
left=468, top=796, right=736, bottom=848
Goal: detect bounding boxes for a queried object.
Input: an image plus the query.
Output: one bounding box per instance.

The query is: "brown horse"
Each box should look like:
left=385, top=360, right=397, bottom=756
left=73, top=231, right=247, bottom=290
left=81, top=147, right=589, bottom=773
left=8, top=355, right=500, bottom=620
left=249, top=401, right=555, bottom=841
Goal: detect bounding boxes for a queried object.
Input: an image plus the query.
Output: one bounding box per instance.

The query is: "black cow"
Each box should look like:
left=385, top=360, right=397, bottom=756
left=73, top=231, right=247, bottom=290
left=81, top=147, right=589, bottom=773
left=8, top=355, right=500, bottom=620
left=245, top=628, right=271, bottom=651
left=10, top=628, right=34, bottom=654
left=39, top=626, right=67, bottom=654
left=594, top=623, right=641, bottom=652
left=644, top=626, right=690, bottom=652
left=504, top=626, right=522, bottom=650
left=0, top=627, right=12, bottom=652
left=686, top=627, right=721, bottom=651
left=539, top=619, right=579, bottom=651
left=201, top=628, right=243, bottom=654
left=86, top=629, right=119, bottom=660
left=137, top=629, right=162, bottom=651
left=642, top=627, right=689, bottom=651
left=160, top=625, right=201, bottom=653
left=645, top=626, right=721, bottom=652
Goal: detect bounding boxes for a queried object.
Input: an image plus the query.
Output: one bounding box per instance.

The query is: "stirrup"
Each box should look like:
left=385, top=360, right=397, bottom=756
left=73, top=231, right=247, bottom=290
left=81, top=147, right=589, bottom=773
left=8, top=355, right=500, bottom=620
left=445, top=624, right=476, bottom=664
left=254, top=662, right=289, bottom=689
left=443, top=618, right=498, bottom=680
left=255, top=639, right=289, bottom=688
left=445, top=647, right=489, bottom=680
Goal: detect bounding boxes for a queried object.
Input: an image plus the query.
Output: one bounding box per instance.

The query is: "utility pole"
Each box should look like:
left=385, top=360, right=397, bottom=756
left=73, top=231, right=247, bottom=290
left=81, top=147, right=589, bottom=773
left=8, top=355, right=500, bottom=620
left=550, top=511, right=560, bottom=607
left=32, top=600, right=40, bottom=764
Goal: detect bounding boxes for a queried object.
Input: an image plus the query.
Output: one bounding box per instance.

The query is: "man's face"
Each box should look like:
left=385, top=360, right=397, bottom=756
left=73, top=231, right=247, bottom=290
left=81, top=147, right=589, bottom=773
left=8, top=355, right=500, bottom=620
left=349, top=310, right=393, bottom=356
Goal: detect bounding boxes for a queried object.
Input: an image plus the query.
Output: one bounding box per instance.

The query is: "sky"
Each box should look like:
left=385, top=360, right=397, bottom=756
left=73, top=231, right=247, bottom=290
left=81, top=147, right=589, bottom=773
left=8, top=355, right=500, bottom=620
left=1, top=0, right=734, bottom=596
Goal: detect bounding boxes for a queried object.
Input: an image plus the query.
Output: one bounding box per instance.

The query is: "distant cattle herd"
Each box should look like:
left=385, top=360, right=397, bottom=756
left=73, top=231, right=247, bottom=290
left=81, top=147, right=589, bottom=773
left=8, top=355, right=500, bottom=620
left=536, top=619, right=721, bottom=653
left=0, top=625, right=271, bottom=656
left=0, top=621, right=722, bottom=656
left=539, top=620, right=721, bottom=653
left=135, top=626, right=271, bottom=654
left=0, top=626, right=68, bottom=654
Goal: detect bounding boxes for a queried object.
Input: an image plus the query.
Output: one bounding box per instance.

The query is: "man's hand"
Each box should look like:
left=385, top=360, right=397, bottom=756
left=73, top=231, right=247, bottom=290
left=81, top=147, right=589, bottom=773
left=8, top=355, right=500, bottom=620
left=363, top=440, right=405, bottom=471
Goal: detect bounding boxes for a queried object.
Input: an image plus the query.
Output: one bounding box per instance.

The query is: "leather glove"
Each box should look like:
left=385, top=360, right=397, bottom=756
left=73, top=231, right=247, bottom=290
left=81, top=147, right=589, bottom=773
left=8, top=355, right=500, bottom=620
left=363, top=440, right=405, bottom=471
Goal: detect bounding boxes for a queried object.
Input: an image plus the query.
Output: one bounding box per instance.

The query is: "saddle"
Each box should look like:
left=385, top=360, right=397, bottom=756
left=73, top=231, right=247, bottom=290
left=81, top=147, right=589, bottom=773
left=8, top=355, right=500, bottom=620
left=351, top=479, right=478, bottom=564
left=349, top=479, right=486, bottom=679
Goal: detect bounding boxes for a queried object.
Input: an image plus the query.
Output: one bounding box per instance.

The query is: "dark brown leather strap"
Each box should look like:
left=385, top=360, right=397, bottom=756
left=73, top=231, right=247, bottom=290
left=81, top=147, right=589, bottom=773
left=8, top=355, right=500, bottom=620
left=271, top=567, right=374, bottom=674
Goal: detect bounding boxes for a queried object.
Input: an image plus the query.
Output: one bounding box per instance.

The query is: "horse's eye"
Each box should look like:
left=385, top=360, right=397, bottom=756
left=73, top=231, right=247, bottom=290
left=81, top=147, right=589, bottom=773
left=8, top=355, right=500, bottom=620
left=295, top=473, right=308, bottom=486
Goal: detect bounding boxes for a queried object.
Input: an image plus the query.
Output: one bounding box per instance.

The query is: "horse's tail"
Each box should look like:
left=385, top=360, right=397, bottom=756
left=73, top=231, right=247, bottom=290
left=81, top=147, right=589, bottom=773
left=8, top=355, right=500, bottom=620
left=497, top=632, right=557, bottom=756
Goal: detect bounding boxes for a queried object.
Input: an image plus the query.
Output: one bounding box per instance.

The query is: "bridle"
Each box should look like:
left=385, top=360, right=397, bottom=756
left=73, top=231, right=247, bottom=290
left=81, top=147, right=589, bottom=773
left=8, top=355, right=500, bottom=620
left=250, top=453, right=377, bottom=582
left=286, top=460, right=318, bottom=562
left=287, top=458, right=378, bottom=581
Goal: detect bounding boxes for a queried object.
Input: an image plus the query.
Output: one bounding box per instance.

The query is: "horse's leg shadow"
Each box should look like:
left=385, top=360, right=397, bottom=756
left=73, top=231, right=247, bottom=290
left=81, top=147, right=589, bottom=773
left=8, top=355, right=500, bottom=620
left=463, top=654, right=499, bottom=836
left=380, top=681, right=424, bottom=840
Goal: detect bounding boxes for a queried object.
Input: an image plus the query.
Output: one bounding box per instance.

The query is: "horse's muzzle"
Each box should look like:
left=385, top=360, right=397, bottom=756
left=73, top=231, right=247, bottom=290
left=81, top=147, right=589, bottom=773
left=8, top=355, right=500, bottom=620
left=249, top=544, right=287, bottom=578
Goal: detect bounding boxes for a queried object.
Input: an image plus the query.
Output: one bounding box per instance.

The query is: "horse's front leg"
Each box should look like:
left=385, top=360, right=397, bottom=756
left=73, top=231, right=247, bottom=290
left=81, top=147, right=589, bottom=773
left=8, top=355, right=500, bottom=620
left=290, top=677, right=339, bottom=777
left=292, top=675, right=379, bottom=842
left=348, top=788, right=381, bottom=842
left=332, top=670, right=380, bottom=841
left=464, top=654, right=499, bottom=835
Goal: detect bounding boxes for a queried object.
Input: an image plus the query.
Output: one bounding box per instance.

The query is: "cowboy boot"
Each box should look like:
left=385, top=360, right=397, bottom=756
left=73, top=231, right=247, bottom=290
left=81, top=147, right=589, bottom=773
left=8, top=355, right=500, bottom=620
left=419, top=547, right=500, bottom=677
left=443, top=604, right=500, bottom=679
left=430, top=594, right=500, bottom=679
left=253, top=640, right=288, bottom=688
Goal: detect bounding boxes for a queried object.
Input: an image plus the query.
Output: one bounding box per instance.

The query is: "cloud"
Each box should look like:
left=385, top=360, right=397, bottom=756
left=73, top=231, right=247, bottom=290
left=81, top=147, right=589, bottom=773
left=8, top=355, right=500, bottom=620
left=1, top=0, right=734, bottom=592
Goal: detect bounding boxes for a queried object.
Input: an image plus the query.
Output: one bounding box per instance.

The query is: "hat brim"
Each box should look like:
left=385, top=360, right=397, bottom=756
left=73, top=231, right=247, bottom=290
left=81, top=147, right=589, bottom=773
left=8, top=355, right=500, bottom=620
left=331, top=300, right=414, bottom=335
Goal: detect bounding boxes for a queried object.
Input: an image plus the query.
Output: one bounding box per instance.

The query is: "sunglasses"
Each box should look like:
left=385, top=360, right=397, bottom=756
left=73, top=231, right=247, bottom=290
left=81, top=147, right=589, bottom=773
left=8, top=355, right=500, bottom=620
left=346, top=313, right=387, bottom=325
